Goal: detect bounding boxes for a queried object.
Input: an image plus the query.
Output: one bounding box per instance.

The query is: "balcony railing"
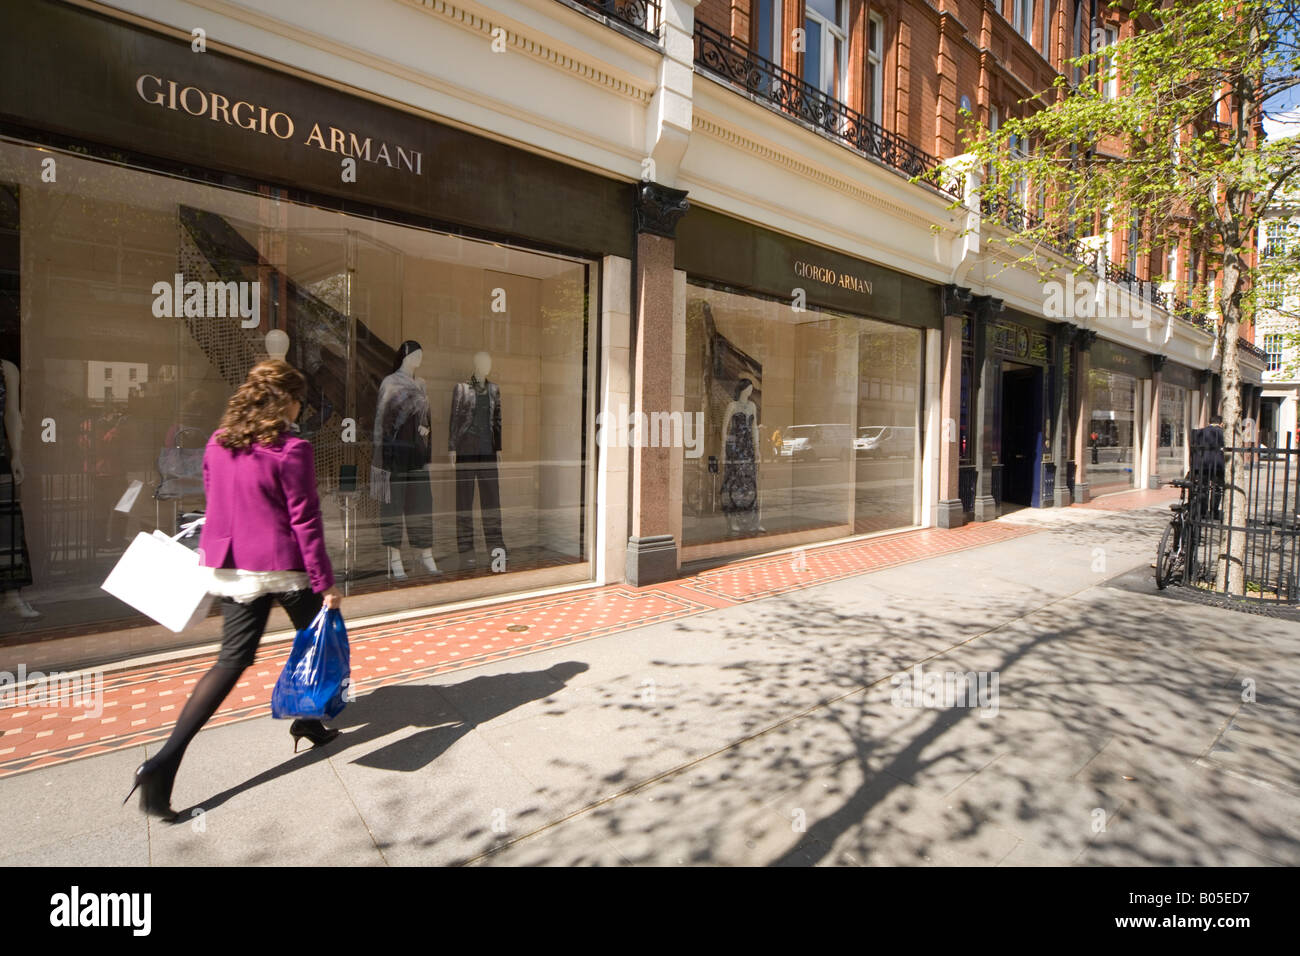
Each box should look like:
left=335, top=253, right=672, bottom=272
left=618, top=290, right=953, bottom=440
left=979, top=194, right=1083, bottom=260
left=568, top=0, right=660, bottom=37
left=693, top=22, right=961, bottom=200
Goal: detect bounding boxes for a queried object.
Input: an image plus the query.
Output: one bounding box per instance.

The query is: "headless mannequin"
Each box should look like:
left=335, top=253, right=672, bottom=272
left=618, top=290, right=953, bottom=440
left=719, top=382, right=763, bottom=535
left=448, top=352, right=497, bottom=467
left=1, top=359, right=37, bottom=618
left=383, top=348, right=438, bottom=578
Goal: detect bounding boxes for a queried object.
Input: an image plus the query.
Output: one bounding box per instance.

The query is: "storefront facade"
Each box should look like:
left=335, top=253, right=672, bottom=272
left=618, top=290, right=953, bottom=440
left=673, top=207, right=935, bottom=563
left=0, top=0, right=638, bottom=666
left=0, top=1, right=1270, bottom=668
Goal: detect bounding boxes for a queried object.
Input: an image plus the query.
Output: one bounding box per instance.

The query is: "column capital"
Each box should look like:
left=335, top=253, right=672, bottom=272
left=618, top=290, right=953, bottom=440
left=971, top=294, right=1004, bottom=325
left=1076, top=329, right=1098, bottom=352
left=635, top=182, right=690, bottom=238
left=941, top=284, right=973, bottom=317
left=1149, top=354, right=1167, bottom=374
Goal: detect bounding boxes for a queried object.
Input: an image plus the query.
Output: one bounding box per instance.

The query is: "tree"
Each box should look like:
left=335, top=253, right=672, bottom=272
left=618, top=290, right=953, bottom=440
left=962, top=0, right=1300, bottom=594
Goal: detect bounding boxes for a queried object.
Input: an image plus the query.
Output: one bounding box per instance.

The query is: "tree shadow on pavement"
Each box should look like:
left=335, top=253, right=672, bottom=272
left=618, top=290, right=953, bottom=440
left=484, top=507, right=1300, bottom=866
left=175, top=661, right=588, bottom=818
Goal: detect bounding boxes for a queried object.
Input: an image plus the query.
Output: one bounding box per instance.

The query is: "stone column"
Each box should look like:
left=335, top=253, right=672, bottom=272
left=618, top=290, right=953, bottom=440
left=937, top=285, right=971, bottom=528
left=1052, top=325, right=1076, bottom=508
left=626, top=182, right=689, bottom=586
left=971, top=295, right=1004, bottom=522
left=1199, top=370, right=1216, bottom=425
left=1072, top=330, right=1096, bottom=503
left=1147, top=355, right=1165, bottom=489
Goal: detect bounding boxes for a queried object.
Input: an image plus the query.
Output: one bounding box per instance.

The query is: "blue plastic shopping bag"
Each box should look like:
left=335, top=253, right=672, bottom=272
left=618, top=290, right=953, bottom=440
left=271, top=606, right=352, bottom=720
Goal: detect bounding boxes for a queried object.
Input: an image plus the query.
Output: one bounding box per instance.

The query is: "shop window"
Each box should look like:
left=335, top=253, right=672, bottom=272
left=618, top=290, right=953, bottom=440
left=1158, top=383, right=1187, bottom=471
left=683, top=282, right=921, bottom=553
left=1088, top=369, right=1138, bottom=492
left=0, top=139, right=598, bottom=639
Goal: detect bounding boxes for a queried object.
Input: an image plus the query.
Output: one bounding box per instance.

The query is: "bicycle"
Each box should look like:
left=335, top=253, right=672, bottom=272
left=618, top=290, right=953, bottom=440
left=1155, top=477, right=1197, bottom=589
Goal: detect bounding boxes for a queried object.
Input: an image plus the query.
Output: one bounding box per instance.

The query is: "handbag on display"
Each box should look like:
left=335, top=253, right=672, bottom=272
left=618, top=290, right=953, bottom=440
left=100, top=519, right=213, bottom=632
left=270, top=607, right=352, bottom=720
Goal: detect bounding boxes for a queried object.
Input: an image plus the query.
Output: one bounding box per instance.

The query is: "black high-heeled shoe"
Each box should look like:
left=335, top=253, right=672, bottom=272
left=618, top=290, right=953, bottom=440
left=124, top=762, right=177, bottom=821
left=289, top=719, right=341, bottom=753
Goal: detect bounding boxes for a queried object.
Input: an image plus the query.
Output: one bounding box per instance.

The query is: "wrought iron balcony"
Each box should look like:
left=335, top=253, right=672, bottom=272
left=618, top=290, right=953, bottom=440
left=978, top=194, right=1082, bottom=260
left=567, top=0, right=660, bottom=38
left=693, top=22, right=961, bottom=200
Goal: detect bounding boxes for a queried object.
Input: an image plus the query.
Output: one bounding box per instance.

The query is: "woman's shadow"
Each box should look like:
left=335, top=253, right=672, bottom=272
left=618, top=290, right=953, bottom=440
left=177, top=661, right=589, bottom=818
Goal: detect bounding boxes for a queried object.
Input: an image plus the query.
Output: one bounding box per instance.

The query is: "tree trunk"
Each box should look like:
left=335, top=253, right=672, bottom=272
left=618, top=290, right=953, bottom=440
left=1216, top=252, right=1246, bottom=595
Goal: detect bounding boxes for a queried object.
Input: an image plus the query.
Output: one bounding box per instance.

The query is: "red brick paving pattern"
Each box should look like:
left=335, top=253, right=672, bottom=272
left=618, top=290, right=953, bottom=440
left=0, top=521, right=1036, bottom=778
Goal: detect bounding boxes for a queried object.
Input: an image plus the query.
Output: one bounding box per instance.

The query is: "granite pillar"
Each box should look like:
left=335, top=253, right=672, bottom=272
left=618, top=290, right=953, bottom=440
left=626, top=182, right=689, bottom=586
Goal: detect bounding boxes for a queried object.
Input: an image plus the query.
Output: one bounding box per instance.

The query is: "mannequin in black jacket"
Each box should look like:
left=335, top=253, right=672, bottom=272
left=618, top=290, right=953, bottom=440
left=448, top=351, right=505, bottom=568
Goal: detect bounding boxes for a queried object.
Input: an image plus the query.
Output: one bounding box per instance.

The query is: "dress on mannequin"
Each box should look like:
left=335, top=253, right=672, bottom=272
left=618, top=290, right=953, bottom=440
left=448, top=352, right=505, bottom=565
left=1, top=358, right=38, bottom=618
left=720, top=379, right=761, bottom=535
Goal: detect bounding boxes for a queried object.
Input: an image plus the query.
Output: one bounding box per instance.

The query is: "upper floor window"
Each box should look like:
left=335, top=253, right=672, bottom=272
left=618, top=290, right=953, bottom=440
left=804, top=0, right=848, bottom=101
left=1071, top=1, right=1083, bottom=85
left=1261, top=277, right=1285, bottom=310
left=1264, top=220, right=1287, bottom=258
left=1041, top=0, right=1052, bottom=57
left=868, top=14, right=884, bottom=125
left=1013, top=0, right=1034, bottom=41
left=1264, top=333, right=1284, bottom=372
left=755, top=0, right=783, bottom=66
left=1101, top=25, right=1119, bottom=99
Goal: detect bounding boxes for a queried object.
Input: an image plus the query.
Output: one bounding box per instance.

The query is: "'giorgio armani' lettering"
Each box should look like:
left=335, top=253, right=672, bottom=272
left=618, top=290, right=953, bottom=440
left=134, top=74, right=423, bottom=176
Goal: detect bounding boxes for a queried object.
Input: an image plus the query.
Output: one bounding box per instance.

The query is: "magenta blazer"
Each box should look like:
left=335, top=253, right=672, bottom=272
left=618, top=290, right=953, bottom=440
left=197, top=430, right=334, bottom=593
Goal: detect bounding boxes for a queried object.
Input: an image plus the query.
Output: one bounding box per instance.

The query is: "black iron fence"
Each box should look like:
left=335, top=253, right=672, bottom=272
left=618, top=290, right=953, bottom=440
left=693, top=22, right=961, bottom=200
left=1173, top=434, right=1300, bottom=605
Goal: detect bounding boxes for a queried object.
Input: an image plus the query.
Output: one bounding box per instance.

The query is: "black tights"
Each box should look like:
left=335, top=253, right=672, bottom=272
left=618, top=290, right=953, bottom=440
left=141, top=589, right=326, bottom=788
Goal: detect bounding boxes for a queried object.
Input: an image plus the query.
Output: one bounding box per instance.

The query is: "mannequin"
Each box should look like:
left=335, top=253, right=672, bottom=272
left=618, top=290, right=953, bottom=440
left=1, top=358, right=38, bottom=618
left=372, top=340, right=439, bottom=578
left=719, top=378, right=762, bottom=535
left=448, top=351, right=505, bottom=568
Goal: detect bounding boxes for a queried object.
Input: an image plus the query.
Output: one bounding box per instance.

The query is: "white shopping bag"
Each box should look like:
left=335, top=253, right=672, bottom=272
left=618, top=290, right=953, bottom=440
left=101, top=522, right=213, bottom=633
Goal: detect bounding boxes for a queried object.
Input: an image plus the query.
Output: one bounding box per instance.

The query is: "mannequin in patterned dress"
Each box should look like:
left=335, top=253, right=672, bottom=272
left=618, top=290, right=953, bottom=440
left=719, top=378, right=763, bottom=535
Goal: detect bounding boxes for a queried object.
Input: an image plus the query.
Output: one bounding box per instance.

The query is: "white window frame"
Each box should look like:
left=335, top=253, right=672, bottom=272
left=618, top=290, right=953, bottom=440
left=805, top=0, right=849, bottom=101
left=1102, top=25, right=1119, bottom=99
left=1013, top=0, right=1034, bottom=41
left=868, top=12, right=884, bottom=126
left=1264, top=333, right=1284, bottom=372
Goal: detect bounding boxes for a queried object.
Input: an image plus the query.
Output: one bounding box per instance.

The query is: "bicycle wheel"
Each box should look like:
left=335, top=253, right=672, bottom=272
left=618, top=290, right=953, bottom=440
left=1155, top=522, right=1178, bottom=589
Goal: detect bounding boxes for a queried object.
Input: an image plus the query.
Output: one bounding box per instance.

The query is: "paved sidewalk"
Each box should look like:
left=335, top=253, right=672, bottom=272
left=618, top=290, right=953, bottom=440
left=2, top=495, right=1297, bottom=865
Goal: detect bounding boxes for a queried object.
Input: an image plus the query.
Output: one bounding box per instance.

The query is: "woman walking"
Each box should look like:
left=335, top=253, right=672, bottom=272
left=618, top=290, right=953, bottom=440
left=126, top=360, right=343, bottom=820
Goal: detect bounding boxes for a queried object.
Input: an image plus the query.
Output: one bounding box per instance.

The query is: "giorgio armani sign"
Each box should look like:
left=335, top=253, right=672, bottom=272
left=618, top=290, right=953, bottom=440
left=0, top=0, right=634, bottom=257
left=135, top=73, right=424, bottom=176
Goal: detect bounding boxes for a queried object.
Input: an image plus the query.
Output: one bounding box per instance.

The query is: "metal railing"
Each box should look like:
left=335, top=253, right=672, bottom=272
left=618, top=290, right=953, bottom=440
left=693, top=22, right=961, bottom=200
left=567, top=0, right=660, bottom=37
left=1176, top=434, right=1300, bottom=605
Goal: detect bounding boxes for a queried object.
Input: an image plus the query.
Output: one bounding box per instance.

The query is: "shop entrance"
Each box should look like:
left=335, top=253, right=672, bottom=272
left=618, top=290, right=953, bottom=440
left=1000, top=362, right=1043, bottom=507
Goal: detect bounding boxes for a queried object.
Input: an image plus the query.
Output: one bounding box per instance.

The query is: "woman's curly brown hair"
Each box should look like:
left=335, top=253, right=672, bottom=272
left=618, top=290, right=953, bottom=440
left=216, top=360, right=308, bottom=450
